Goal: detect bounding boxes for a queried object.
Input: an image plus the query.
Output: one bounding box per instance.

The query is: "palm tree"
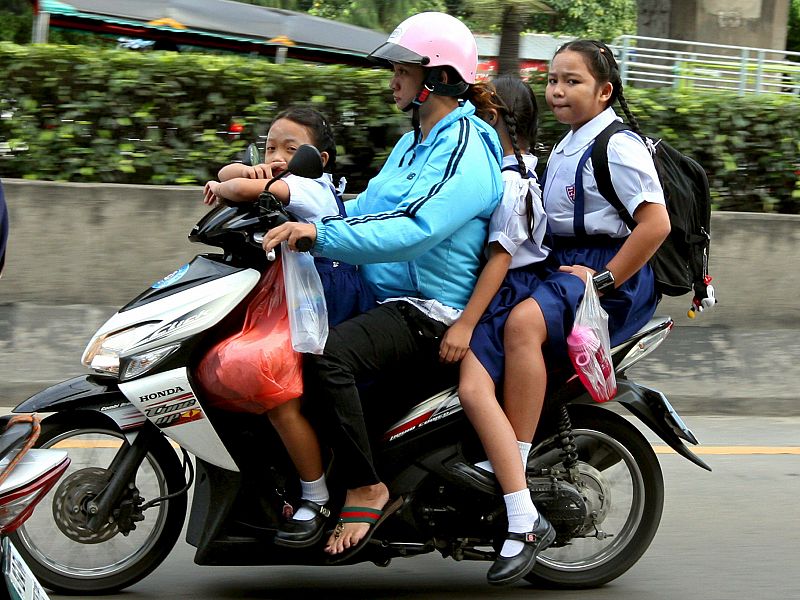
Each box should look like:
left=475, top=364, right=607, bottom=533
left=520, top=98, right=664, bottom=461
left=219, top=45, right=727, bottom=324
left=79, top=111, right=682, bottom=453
left=463, top=0, right=552, bottom=75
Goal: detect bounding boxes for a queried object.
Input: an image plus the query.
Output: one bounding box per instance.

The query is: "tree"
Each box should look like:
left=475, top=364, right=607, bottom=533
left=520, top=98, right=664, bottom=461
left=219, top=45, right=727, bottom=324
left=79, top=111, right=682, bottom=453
left=788, top=0, right=800, bottom=57
left=527, top=0, right=637, bottom=41
left=308, top=0, right=447, bottom=32
left=461, top=0, right=552, bottom=75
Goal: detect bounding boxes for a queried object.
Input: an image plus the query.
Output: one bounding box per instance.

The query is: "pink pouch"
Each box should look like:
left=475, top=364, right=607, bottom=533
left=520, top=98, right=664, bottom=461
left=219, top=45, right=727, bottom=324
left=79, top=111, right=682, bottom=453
left=566, top=274, right=617, bottom=402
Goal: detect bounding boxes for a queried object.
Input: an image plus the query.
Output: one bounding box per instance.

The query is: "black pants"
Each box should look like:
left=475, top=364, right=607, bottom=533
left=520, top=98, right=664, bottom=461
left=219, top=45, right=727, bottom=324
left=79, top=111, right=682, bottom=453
left=304, top=301, right=453, bottom=489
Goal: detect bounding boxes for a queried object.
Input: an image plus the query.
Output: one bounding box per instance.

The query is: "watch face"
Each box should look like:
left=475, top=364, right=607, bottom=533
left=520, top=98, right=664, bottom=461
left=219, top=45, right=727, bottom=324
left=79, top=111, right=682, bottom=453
left=594, top=270, right=614, bottom=293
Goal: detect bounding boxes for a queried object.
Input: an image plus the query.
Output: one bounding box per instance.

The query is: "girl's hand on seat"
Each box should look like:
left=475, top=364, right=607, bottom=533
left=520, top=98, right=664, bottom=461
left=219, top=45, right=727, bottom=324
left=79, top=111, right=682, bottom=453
left=439, top=321, right=472, bottom=363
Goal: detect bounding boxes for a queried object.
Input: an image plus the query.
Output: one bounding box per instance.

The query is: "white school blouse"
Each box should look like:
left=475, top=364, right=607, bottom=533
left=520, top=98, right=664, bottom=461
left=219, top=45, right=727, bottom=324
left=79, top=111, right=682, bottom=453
left=543, top=107, right=665, bottom=238
left=489, top=154, right=550, bottom=270
left=284, top=172, right=341, bottom=222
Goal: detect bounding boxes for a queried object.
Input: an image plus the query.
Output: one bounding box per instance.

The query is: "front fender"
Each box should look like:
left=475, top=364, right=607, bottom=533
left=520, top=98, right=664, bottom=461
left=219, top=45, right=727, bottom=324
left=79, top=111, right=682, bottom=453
left=13, top=375, right=146, bottom=433
left=14, top=375, right=122, bottom=413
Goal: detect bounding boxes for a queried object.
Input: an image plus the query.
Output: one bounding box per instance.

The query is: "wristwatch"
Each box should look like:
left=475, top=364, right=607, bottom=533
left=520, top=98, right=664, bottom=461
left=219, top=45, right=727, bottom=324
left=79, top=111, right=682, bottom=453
left=593, top=270, right=616, bottom=294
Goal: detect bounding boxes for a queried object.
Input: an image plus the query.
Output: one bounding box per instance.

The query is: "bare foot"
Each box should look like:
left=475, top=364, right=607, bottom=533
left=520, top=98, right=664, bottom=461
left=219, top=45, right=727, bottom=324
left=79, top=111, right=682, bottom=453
left=324, top=482, right=389, bottom=555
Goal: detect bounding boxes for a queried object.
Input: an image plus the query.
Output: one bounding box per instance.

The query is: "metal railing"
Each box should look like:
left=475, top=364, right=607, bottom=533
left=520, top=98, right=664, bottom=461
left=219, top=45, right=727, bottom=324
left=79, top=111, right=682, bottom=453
left=614, top=35, right=800, bottom=96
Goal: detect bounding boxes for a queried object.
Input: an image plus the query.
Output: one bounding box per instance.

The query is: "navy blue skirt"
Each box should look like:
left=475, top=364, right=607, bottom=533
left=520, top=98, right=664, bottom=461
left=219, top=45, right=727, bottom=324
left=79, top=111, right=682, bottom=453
left=470, top=259, right=555, bottom=386
left=316, top=257, right=376, bottom=327
left=533, top=242, right=658, bottom=363
left=470, top=240, right=658, bottom=385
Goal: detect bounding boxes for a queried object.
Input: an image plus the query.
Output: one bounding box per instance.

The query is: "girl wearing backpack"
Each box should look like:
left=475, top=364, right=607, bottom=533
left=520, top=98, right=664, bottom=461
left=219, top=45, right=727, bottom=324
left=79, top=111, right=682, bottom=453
left=497, top=38, right=671, bottom=547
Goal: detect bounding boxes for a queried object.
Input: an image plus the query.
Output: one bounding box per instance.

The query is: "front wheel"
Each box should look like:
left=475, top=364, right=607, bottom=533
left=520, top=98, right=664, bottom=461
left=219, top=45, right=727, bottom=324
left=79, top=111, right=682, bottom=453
left=526, top=406, right=664, bottom=588
left=9, top=412, right=188, bottom=594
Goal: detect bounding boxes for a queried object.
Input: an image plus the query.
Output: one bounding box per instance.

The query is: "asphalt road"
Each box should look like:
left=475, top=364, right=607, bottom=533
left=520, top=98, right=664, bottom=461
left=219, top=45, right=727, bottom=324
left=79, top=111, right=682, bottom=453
left=35, top=415, right=800, bottom=600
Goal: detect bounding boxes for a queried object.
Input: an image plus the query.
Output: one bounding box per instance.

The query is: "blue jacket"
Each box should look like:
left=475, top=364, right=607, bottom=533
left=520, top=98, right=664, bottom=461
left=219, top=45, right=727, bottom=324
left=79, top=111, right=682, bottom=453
left=314, top=102, right=503, bottom=309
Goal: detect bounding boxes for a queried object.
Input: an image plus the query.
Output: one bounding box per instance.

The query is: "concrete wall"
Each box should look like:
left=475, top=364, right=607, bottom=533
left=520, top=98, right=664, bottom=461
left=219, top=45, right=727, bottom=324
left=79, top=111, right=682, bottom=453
left=2, top=178, right=799, bottom=329
left=668, top=0, right=790, bottom=52
left=2, top=179, right=210, bottom=305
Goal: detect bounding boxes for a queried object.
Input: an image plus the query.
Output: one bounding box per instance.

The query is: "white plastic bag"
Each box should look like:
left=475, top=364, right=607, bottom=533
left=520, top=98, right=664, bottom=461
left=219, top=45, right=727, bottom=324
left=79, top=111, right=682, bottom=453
left=566, top=273, right=617, bottom=402
left=281, top=241, right=329, bottom=355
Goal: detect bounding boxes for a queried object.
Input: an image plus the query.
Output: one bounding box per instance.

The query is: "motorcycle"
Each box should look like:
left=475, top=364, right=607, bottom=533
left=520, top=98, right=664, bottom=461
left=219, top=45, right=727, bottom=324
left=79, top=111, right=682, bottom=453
left=9, top=144, right=710, bottom=594
left=0, top=415, right=70, bottom=600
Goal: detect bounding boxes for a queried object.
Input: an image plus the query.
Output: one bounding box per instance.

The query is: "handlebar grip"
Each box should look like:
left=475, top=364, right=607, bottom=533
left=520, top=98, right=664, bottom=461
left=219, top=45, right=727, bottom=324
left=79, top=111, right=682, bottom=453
left=295, top=237, right=313, bottom=253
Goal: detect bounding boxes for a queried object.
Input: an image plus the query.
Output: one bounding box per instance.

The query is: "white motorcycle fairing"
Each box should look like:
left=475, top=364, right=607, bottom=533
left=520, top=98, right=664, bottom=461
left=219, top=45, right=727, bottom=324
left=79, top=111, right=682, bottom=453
left=83, top=261, right=263, bottom=473
left=84, top=266, right=261, bottom=372
left=119, top=367, right=238, bottom=471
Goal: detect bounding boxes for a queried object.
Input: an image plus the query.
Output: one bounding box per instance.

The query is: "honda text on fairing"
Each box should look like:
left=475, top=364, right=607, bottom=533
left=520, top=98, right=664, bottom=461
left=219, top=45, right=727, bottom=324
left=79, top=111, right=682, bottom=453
left=9, top=144, right=709, bottom=594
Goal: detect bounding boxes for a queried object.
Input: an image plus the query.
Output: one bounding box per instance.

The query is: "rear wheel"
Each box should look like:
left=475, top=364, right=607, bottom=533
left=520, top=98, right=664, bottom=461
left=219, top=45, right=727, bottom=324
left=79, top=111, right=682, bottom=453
left=9, top=412, right=187, bottom=594
left=526, top=406, right=664, bottom=588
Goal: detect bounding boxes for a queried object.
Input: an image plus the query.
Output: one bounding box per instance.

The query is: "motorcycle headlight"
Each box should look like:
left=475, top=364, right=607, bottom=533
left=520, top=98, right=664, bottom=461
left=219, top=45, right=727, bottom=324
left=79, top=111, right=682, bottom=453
left=81, top=323, right=160, bottom=376
left=120, top=344, right=181, bottom=381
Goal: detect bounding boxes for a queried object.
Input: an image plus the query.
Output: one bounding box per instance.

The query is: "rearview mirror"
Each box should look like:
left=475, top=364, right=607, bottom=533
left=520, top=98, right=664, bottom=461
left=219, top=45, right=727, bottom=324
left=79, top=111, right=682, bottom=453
left=287, top=144, right=324, bottom=179
left=243, top=143, right=260, bottom=167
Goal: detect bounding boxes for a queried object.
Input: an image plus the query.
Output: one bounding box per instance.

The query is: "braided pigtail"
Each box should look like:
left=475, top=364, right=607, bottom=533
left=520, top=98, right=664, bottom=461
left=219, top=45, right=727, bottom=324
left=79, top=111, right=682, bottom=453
left=490, top=75, right=539, bottom=240
left=503, top=107, right=536, bottom=240
left=503, top=112, right=528, bottom=180
left=616, top=87, right=643, bottom=139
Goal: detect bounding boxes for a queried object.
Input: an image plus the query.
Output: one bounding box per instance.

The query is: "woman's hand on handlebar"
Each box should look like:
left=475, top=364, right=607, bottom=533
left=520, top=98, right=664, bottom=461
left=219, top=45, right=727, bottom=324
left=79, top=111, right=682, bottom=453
left=263, top=222, right=317, bottom=253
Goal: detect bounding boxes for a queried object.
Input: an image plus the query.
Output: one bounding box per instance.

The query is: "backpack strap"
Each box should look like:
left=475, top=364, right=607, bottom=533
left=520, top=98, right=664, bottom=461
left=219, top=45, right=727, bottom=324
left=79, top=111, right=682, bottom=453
left=333, top=190, right=348, bottom=218
left=573, top=144, right=595, bottom=238
left=589, top=121, right=639, bottom=231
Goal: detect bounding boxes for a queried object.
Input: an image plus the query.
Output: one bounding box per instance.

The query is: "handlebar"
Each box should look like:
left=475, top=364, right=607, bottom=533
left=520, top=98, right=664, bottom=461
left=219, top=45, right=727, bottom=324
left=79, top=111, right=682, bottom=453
left=252, top=231, right=313, bottom=259
left=295, top=237, right=313, bottom=252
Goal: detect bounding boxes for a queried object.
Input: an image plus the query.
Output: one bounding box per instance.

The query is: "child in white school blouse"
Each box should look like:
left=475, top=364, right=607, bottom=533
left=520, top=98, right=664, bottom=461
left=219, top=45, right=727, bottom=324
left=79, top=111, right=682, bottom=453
left=438, top=75, right=556, bottom=586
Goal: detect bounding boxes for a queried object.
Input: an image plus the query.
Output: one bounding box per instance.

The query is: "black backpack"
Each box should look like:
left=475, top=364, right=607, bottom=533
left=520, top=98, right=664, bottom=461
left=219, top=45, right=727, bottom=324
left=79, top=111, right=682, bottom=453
left=588, top=121, right=714, bottom=303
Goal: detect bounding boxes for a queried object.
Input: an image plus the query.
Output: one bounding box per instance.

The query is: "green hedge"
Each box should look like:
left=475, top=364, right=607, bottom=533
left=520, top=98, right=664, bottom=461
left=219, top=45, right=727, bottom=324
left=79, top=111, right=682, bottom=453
left=1, top=43, right=798, bottom=212
left=0, top=42, right=406, bottom=190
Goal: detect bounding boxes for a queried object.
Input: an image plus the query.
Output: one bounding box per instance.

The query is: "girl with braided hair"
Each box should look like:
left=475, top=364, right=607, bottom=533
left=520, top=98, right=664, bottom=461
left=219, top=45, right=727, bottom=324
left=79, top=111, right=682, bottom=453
left=489, top=39, right=670, bottom=583
left=437, top=75, right=556, bottom=586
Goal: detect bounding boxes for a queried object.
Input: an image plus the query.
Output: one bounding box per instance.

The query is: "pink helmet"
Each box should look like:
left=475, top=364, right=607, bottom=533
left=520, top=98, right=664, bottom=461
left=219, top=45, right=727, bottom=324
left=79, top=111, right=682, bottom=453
left=368, top=12, right=478, bottom=87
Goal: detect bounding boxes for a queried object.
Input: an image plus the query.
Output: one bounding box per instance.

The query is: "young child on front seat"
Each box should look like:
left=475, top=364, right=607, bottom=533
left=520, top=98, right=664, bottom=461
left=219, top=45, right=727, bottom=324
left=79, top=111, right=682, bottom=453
left=202, top=106, right=374, bottom=548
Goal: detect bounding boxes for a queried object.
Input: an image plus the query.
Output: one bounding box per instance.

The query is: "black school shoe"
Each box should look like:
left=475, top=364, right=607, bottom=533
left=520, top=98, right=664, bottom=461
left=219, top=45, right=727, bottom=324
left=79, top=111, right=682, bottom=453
left=273, top=500, right=332, bottom=548
left=487, top=515, right=556, bottom=586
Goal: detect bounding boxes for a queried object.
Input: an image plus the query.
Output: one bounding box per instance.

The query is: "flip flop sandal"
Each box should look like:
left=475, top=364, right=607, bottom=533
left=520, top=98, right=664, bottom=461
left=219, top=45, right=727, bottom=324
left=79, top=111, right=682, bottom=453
left=326, top=496, right=404, bottom=564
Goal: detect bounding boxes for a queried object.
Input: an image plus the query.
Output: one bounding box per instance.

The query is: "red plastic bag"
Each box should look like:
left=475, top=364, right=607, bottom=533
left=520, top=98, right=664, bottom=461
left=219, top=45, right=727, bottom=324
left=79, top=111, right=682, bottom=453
left=195, top=259, right=303, bottom=413
left=566, top=273, right=617, bottom=402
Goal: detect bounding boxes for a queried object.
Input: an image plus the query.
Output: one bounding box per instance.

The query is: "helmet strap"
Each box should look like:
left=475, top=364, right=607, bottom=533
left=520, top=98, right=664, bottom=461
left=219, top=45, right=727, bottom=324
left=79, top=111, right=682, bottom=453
left=402, top=67, right=468, bottom=112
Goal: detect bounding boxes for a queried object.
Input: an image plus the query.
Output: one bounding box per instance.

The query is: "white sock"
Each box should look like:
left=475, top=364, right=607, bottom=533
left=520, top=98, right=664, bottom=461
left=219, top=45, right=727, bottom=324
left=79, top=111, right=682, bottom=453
left=476, top=441, right=532, bottom=474
left=293, top=475, right=329, bottom=521
left=518, top=441, right=532, bottom=468
left=501, top=489, right=539, bottom=558
left=474, top=459, right=493, bottom=473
